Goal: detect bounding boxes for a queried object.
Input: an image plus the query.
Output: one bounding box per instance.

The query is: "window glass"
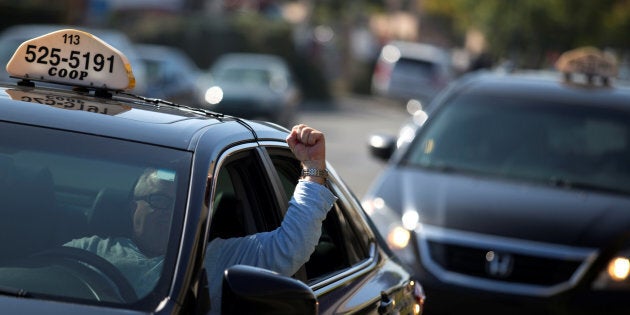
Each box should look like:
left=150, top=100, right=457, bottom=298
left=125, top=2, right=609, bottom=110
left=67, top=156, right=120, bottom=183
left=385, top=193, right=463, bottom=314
left=406, top=95, right=630, bottom=194
left=325, top=175, right=372, bottom=264
left=266, top=152, right=300, bottom=203
left=0, top=122, right=191, bottom=307
left=267, top=149, right=371, bottom=283
left=209, top=148, right=277, bottom=241
left=216, top=68, right=271, bottom=86
left=393, top=58, right=437, bottom=81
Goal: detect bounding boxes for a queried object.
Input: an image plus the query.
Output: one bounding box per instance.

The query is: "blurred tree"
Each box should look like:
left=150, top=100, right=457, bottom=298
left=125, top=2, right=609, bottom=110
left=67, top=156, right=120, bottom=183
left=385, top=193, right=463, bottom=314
left=0, top=0, right=85, bottom=30
left=422, top=0, right=630, bottom=69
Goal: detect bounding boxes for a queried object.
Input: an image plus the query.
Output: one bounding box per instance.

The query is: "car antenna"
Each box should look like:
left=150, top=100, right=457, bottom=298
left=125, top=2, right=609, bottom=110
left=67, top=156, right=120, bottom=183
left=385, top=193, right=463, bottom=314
left=234, top=117, right=259, bottom=141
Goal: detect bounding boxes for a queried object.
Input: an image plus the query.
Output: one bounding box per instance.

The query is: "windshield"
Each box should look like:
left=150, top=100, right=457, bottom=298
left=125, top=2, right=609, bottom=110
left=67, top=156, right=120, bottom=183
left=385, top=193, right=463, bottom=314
left=215, top=67, right=271, bottom=86
left=0, top=122, right=190, bottom=307
left=393, top=58, right=438, bottom=81
left=405, top=93, right=630, bottom=195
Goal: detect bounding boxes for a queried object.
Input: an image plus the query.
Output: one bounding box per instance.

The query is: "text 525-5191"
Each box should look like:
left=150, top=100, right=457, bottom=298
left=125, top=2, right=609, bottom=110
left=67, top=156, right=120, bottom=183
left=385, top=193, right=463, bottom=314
left=23, top=44, right=114, bottom=73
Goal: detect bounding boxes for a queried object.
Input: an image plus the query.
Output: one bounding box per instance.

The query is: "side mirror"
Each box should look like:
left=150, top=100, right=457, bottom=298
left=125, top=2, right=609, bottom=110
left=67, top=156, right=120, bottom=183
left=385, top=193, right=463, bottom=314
left=368, top=133, right=397, bottom=161
left=222, top=265, right=317, bottom=315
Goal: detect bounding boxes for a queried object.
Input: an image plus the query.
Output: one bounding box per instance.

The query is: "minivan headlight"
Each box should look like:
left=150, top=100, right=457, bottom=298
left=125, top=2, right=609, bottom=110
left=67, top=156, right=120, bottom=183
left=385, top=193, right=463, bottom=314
left=387, top=226, right=411, bottom=249
left=592, top=250, right=630, bottom=290
left=363, top=198, right=418, bottom=267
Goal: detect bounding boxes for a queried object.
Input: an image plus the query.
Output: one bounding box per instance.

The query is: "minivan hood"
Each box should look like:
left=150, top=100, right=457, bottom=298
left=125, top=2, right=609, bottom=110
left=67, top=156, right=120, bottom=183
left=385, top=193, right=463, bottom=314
left=376, top=166, right=630, bottom=248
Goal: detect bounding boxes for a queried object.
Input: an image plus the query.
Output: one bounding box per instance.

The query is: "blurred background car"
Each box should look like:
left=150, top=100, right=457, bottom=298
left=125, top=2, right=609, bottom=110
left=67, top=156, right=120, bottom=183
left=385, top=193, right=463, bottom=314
left=197, top=52, right=301, bottom=128
left=135, top=43, right=202, bottom=105
left=371, top=40, right=455, bottom=106
left=0, top=24, right=148, bottom=95
left=364, top=52, right=630, bottom=315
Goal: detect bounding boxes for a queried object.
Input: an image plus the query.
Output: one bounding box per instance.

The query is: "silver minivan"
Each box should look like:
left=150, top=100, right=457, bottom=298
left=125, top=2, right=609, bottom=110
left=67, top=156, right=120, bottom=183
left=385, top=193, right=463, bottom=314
left=371, top=40, right=454, bottom=106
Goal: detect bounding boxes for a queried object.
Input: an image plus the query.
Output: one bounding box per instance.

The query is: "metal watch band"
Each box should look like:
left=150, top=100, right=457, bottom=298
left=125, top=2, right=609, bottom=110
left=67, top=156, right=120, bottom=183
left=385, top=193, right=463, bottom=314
left=301, top=168, right=328, bottom=179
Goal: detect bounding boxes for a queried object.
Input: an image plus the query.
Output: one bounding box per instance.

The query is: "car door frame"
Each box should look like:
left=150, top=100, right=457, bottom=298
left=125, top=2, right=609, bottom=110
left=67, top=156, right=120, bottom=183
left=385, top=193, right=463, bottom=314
left=257, top=141, right=388, bottom=313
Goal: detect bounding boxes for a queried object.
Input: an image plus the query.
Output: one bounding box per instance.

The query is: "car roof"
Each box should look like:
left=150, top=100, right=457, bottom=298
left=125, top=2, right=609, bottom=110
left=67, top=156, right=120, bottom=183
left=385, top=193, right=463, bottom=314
left=135, top=43, right=199, bottom=68
left=440, top=70, right=630, bottom=109
left=214, top=52, right=286, bottom=64
left=210, top=53, right=290, bottom=73
left=0, top=83, right=288, bottom=150
left=384, top=40, right=451, bottom=64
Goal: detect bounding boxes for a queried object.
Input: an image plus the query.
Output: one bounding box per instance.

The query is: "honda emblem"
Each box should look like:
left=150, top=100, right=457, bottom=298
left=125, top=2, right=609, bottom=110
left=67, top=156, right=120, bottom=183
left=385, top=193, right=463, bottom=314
left=485, top=250, right=514, bottom=278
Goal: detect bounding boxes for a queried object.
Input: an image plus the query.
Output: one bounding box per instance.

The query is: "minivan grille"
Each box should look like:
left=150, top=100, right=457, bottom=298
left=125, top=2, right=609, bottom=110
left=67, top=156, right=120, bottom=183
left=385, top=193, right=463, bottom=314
left=427, top=240, right=583, bottom=286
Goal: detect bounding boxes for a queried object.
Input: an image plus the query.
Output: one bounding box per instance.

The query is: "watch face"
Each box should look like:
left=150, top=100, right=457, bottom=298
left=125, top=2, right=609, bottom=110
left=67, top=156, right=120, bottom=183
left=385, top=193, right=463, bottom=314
left=302, top=168, right=328, bottom=178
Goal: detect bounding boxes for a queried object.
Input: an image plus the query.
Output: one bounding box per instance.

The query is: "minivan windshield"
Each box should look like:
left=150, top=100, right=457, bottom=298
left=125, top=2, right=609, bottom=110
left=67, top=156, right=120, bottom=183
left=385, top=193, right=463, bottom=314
left=405, top=94, right=630, bottom=195
left=0, top=122, right=191, bottom=307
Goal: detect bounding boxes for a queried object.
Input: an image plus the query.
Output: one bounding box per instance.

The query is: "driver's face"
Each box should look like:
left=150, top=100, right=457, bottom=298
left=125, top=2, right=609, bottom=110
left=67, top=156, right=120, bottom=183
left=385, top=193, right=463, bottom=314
left=132, top=187, right=175, bottom=257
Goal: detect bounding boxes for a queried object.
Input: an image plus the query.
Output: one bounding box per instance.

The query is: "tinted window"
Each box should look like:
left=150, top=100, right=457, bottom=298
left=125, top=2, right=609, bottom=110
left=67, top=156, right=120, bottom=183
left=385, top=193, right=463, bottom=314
left=393, top=58, right=437, bottom=80
left=0, top=122, right=191, bottom=305
left=324, top=176, right=372, bottom=265
left=209, top=148, right=279, bottom=241
left=216, top=68, right=271, bottom=85
left=406, top=94, right=630, bottom=194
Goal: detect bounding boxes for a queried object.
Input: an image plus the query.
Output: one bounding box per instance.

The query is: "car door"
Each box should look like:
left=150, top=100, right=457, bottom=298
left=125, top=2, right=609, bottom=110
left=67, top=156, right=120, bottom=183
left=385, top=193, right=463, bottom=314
left=263, top=146, right=417, bottom=314
left=204, top=142, right=418, bottom=314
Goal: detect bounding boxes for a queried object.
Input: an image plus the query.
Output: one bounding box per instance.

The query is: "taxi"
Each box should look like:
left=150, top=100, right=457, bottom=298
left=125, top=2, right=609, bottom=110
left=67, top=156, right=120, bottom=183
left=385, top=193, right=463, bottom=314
left=365, top=47, right=630, bottom=315
left=0, top=29, right=424, bottom=314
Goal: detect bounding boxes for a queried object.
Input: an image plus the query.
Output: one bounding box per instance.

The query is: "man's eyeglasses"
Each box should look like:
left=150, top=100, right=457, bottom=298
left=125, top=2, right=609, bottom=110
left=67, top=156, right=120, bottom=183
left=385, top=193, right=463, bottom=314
left=135, top=193, right=175, bottom=211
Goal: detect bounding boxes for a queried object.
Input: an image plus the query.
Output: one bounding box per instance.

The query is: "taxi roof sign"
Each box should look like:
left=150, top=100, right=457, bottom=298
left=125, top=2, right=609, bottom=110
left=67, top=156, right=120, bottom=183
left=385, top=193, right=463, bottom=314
left=555, top=46, right=618, bottom=86
left=6, top=29, right=135, bottom=91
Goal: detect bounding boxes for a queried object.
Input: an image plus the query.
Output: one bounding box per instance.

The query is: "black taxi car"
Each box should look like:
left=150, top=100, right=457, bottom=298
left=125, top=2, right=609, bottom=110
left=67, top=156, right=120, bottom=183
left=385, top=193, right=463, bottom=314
left=365, top=47, right=630, bottom=314
left=0, top=29, right=424, bottom=314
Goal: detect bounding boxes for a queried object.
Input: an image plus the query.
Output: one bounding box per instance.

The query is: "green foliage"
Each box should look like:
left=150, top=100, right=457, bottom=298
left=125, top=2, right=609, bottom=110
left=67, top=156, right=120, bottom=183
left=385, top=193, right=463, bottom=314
left=231, top=12, right=293, bottom=54
left=423, top=0, right=629, bottom=68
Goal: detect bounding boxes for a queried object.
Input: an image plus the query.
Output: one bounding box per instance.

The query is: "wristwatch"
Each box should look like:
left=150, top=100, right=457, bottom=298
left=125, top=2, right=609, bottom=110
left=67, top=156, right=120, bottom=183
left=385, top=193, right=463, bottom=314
left=301, top=168, right=328, bottom=179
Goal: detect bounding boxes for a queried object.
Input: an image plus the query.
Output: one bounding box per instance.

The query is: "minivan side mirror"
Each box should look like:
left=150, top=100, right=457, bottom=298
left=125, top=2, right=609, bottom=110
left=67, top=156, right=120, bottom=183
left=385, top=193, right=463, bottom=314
left=221, top=265, right=317, bottom=315
left=368, top=133, right=397, bottom=161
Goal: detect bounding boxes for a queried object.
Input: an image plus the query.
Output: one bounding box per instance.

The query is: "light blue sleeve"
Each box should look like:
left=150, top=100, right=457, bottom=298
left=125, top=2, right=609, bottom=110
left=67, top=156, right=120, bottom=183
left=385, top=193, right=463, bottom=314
left=204, top=180, right=336, bottom=313
left=64, top=236, right=163, bottom=298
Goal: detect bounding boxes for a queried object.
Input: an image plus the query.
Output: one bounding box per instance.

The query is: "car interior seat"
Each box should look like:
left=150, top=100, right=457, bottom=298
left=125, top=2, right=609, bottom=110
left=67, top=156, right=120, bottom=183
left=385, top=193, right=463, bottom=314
left=208, top=194, right=248, bottom=241
left=87, top=188, right=133, bottom=238
left=0, top=155, right=56, bottom=260
left=304, top=206, right=345, bottom=281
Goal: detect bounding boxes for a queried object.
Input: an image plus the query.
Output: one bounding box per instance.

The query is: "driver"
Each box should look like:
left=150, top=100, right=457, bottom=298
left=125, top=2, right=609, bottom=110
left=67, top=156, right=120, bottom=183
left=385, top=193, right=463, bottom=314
left=64, top=168, right=174, bottom=298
